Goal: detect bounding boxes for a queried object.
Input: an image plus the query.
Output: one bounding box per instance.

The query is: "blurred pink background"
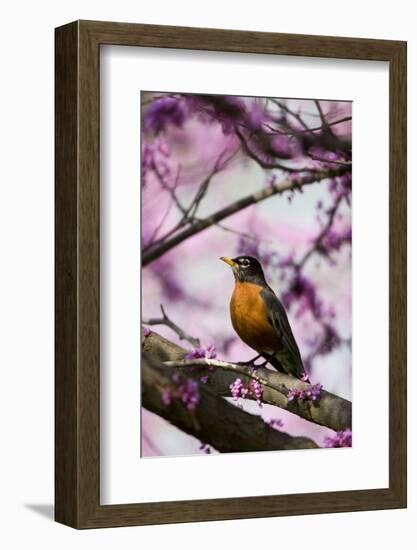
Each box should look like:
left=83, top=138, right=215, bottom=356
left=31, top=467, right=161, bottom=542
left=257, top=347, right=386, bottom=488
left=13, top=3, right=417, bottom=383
left=141, top=94, right=352, bottom=457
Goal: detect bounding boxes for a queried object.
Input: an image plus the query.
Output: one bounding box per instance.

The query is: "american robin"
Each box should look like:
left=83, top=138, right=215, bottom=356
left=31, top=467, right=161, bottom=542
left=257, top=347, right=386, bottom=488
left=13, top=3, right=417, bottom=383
left=220, top=255, right=306, bottom=380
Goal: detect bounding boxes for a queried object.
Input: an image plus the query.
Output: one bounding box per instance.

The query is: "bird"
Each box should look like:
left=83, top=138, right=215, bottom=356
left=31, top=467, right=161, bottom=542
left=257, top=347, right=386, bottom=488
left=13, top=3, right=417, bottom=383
left=220, top=255, right=307, bottom=380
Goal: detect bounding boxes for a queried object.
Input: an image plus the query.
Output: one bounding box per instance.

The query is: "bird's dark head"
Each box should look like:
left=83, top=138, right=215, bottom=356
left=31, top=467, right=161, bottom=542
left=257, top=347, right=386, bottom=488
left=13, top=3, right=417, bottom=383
left=220, top=255, right=267, bottom=285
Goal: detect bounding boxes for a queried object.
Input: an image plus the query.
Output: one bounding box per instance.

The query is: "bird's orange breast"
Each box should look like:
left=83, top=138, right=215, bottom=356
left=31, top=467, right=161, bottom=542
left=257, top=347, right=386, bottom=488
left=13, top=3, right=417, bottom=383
left=230, top=281, right=281, bottom=354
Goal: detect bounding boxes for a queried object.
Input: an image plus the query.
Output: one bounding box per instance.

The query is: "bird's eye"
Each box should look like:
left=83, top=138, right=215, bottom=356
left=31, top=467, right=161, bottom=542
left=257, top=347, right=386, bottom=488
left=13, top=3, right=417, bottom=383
left=239, top=259, right=250, bottom=268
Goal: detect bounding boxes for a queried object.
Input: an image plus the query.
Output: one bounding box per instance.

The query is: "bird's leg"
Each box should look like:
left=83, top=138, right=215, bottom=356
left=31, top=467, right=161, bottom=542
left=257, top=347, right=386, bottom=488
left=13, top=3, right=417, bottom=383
left=237, top=354, right=262, bottom=367
left=260, top=353, right=285, bottom=372
left=252, top=353, right=274, bottom=369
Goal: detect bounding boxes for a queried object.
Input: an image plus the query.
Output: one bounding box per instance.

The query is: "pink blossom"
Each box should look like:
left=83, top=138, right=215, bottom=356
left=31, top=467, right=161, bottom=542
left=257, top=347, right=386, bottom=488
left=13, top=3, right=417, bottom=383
left=161, top=389, right=172, bottom=406
left=161, top=377, right=200, bottom=411
left=282, top=273, right=322, bottom=319
left=178, top=378, right=200, bottom=411
left=185, top=346, right=217, bottom=360
left=269, top=418, right=284, bottom=429
left=230, top=378, right=246, bottom=400
left=248, top=380, right=263, bottom=405
left=143, top=96, right=187, bottom=134
left=141, top=137, right=173, bottom=188
left=199, top=442, right=212, bottom=454
left=287, top=382, right=323, bottom=402
left=229, top=377, right=263, bottom=405
left=324, top=428, right=352, bottom=448
left=141, top=94, right=352, bottom=457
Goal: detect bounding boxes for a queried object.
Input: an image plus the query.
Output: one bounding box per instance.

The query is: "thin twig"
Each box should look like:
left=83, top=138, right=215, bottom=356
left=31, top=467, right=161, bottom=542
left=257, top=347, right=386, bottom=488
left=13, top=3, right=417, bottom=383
left=186, top=147, right=241, bottom=220
left=269, top=99, right=313, bottom=134
left=297, top=191, right=346, bottom=269
left=142, top=165, right=350, bottom=266
left=143, top=148, right=240, bottom=255
left=213, top=222, right=273, bottom=243
left=236, top=125, right=317, bottom=173
left=165, top=358, right=280, bottom=388
left=154, top=164, right=188, bottom=215
left=307, top=154, right=352, bottom=166
left=314, top=100, right=330, bottom=131
left=143, top=305, right=201, bottom=347
left=264, top=116, right=352, bottom=136
left=146, top=172, right=180, bottom=246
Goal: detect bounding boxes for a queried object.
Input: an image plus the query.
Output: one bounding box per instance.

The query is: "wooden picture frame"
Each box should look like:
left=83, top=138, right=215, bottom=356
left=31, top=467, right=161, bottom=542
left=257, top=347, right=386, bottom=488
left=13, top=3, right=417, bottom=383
left=55, top=20, right=407, bottom=528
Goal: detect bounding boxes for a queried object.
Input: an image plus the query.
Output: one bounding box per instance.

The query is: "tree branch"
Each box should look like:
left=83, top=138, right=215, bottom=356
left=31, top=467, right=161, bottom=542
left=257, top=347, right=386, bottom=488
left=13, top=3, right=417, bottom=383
left=267, top=99, right=351, bottom=153
left=270, top=99, right=313, bottom=134
left=235, top=125, right=316, bottom=173
left=143, top=304, right=201, bottom=348
left=265, top=116, right=352, bottom=136
left=143, top=329, right=351, bottom=432
left=142, top=166, right=349, bottom=266
left=186, top=148, right=240, bottom=220
left=307, top=154, right=352, bottom=166
left=297, top=191, right=346, bottom=269
left=142, top=351, right=318, bottom=453
left=143, top=150, right=238, bottom=255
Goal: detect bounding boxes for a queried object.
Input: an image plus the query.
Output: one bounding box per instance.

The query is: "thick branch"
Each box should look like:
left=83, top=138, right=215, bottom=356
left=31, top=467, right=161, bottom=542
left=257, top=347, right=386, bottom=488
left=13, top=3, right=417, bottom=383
left=143, top=330, right=351, bottom=432
left=166, top=358, right=351, bottom=432
left=142, top=166, right=349, bottom=266
left=142, top=353, right=318, bottom=452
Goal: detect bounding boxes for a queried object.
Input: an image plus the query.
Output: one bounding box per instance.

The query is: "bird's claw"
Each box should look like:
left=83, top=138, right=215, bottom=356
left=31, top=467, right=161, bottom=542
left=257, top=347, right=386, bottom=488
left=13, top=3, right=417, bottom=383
left=237, top=354, right=262, bottom=367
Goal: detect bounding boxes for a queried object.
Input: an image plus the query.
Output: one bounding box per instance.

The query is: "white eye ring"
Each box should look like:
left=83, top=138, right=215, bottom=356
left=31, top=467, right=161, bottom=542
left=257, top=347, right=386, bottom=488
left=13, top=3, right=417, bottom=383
left=240, top=259, right=250, bottom=268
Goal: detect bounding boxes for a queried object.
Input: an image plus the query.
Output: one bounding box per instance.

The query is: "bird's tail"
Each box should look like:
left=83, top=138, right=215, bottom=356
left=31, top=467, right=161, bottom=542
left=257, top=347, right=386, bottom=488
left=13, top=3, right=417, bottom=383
left=266, top=353, right=310, bottom=383
left=266, top=354, right=285, bottom=372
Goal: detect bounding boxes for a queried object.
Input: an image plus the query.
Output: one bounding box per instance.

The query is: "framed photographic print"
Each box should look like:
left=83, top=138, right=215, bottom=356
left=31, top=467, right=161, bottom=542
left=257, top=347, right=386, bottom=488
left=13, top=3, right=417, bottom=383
left=55, top=20, right=406, bottom=528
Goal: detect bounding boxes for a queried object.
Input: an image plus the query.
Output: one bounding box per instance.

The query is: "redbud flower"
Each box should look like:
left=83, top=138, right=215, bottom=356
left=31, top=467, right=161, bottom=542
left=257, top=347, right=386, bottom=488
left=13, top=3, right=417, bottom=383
left=328, top=177, right=339, bottom=193
left=287, top=382, right=323, bottom=402
left=205, top=345, right=217, bottom=359
left=161, top=376, right=200, bottom=411
left=269, top=418, right=284, bottom=429
left=248, top=380, right=263, bottom=405
left=266, top=173, right=277, bottom=188
left=178, top=379, right=200, bottom=411
left=230, top=378, right=245, bottom=400
left=143, top=97, right=186, bottom=134
left=324, top=428, right=352, bottom=448
left=199, top=442, right=212, bottom=454
left=230, top=377, right=263, bottom=405
left=161, top=389, right=172, bottom=406
left=185, top=346, right=217, bottom=360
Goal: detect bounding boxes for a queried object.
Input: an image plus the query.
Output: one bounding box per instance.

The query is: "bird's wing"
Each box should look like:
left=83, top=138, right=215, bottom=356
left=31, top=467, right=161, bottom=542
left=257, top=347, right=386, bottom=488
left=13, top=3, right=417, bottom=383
left=261, top=286, right=305, bottom=379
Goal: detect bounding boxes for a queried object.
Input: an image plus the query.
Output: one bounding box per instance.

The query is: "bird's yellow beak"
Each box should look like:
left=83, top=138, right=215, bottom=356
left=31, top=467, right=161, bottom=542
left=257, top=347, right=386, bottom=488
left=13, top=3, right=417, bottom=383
left=220, top=256, right=238, bottom=268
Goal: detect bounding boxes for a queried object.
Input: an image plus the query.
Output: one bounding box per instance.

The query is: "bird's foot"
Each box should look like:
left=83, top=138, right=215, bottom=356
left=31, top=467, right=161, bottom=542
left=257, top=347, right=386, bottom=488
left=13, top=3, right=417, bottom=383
left=237, top=354, right=262, bottom=367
